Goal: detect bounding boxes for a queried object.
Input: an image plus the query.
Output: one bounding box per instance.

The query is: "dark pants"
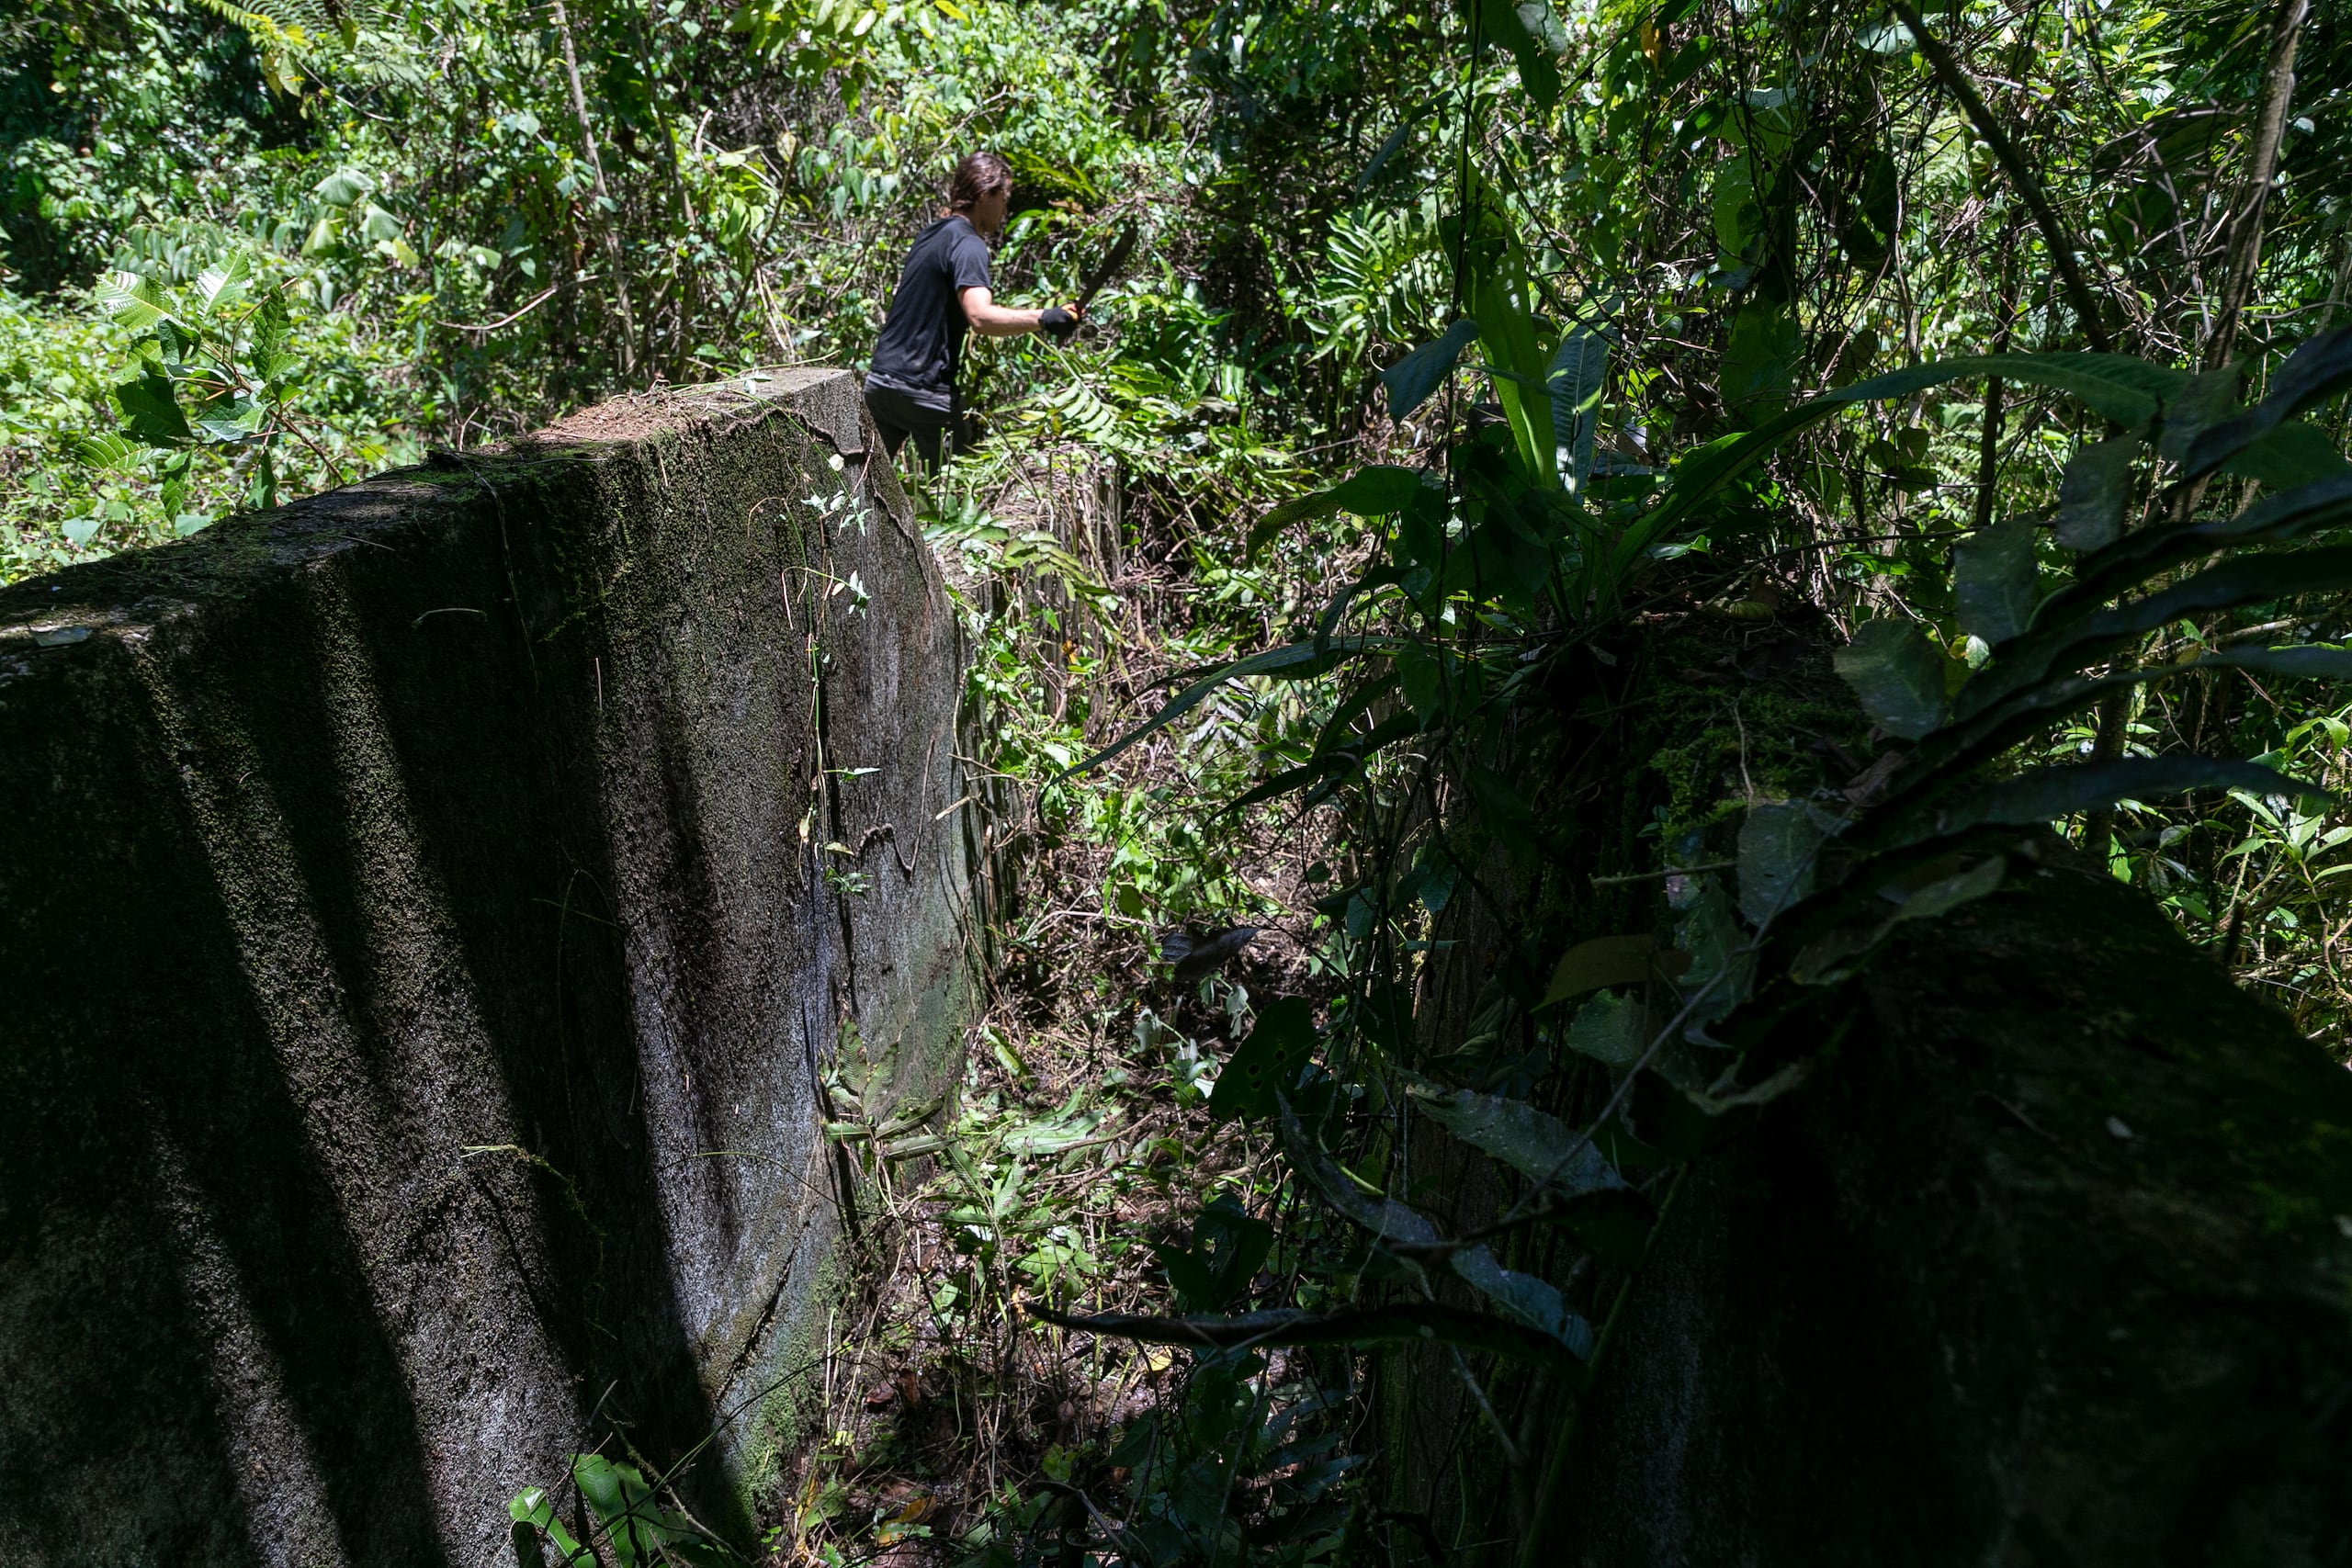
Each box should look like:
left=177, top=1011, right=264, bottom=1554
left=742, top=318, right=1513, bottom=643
left=863, top=379, right=968, bottom=473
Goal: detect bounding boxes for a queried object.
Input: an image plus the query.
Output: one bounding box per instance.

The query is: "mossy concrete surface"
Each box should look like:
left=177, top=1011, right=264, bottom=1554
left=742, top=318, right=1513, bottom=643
left=0, top=369, right=973, bottom=1566
left=1548, top=860, right=2352, bottom=1565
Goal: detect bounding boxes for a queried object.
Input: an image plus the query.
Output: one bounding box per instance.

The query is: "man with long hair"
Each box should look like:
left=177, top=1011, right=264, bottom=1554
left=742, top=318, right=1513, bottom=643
left=863, top=151, right=1081, bottom=471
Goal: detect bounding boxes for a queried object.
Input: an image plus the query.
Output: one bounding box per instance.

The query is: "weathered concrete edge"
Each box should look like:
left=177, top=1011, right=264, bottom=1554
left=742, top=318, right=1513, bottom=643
left=0, top=367, right=975, bottom=1563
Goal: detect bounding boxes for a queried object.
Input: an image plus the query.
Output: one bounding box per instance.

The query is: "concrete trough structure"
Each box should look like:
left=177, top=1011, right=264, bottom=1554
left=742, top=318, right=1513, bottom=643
left=0, top=370, right=972, bottom=1565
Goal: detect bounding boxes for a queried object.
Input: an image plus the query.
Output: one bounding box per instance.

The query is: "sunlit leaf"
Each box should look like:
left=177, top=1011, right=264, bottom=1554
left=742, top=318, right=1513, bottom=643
left=193, top=252, right=252, bottom=318
left=92, top=270, right=173, bottom=331
left=1548, top=319, right=1611, bottom=499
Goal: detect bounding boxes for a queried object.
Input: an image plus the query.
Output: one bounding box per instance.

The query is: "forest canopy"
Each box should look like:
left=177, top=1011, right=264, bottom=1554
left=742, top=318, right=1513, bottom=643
left=6, top=0, right=2351, bottom=1560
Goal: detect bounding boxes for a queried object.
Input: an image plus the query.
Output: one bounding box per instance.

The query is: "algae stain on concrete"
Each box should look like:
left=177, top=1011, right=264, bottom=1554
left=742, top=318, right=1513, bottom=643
left=0, top=369, right=973, bottom=1565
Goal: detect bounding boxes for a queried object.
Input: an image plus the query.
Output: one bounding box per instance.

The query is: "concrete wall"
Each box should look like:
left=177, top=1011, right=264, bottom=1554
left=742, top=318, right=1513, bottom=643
left=0, top=370, right=973, bottom=1566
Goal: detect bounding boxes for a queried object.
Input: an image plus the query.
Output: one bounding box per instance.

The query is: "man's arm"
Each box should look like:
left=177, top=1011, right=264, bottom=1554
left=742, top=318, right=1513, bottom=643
left=960, top=287, right=1081, bottom=339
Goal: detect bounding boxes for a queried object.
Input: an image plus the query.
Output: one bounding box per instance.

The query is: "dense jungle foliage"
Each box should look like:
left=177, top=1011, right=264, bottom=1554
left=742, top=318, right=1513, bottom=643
left=8, top=0, right=2352, bottom=1560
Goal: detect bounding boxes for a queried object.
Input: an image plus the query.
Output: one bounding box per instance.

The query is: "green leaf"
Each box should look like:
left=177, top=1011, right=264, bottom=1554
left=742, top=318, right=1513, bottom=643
left=2053, top=433, right=2137, bottom=550
left=1060, top=637, right=1385, bottom=779
left=1565, top=990, right=1645, bottom=1066
left=69, top=433, right=142, bottom=469
left=1026, top=1301, right=1589, bottom=1369
left=1479, top=0, right=1563, bottom=110
left=1382, top=318, right=1480, bottom=420
left=1548, top=320, right=1611, bottom=499
left=1613, top=352, right=2188, bottom=592
left=1721, top=300, right=1801, bottom=424
left=1792, top=856, right=2009, bottom=985
left=1833, top=619, right=1946, bottom=739
left=1450, top=1245, right=1594, bottom=1355
left=2187, top=325, right=2352, bottom=478
left=1210, top=997, right=1317, bottom=1122
left=1248, top=467, right=1424, bottom=558
left=1539, top=933, right=1688, bottom=1006
left=1935, top=758, right=2326, bottom=835
left=1951, top=519, right=2038, bottom=644
left=508, top=1487, right=594, bottom=1567
left=2203, top=645, right=2352, bottom=681
left=92, top=270, right=173, bottom=331
left=1404, top=1080, right=1627, bottom=1196
left=1281, top=1101, right=1437, bottom=1246
left=312, top=167, right=375, bottom=207
left=2154, top=366, right=2243, bottom=465
left=1736, top=802, right=1837, bottom=924
left=113, top=366, right=193, bottom=448
left=193, top=252, right=251, bottom=318
left=2218, top=420, right=2352, bottom=491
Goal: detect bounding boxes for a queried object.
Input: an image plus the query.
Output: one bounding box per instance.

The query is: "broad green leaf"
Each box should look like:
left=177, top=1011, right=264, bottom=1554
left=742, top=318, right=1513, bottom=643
left=313, top=168, right=375, bottom=206
left=69, top=433, right=141, bottom=469
left=194, top=397, right=266, bottom=444
left=1382, top=319, right=1480, bottom=420
left=1060, top=637, right=1385, bottom=778
left=1736, top=802, right=1837, bottom=924
left=1792, top=855, right=2009, bottom=985
left=2154, top=366, right=2242, bottom=465
left=113, top=366, right=193, bottom=448
left=1548, top=320, right=1611, bottom=498
left=1936, top=758, right=2326, bottom=836
left=1566, top=989, right=1645, bottom=1066
left=1721, top=300, right=1800, bottom=424
left=1540, top=932, right=1688, bottom=1006
left=93, top=270, right=173, bottom=331
left=1450, top=1245, right=1594, bottom=1356
left=2054, top=433, right=2137, bottom=551
left=1611, top=352, right=2188, bottom=595
left=1209, top=997, right=1317, bottom=1122
left=2187, top=325, right=2352, bottom=478
left=508, top=1487, right=594, bottom=1566
left=1833, top=618, right=1945, bottom=739
left=2204, top=645, right=2352, bottom=681
left=1479, top=0, right=1563, bottom=110
left=2219, top=420, right=2352, bottom=491
left=1405, top=1080, right=1626, bottom=1196
left=1952, top=519, right=2038, bottom=644
left=1027, top=1300, right=1589, bottom=1368
left=1281, top=1102, right=1437, bottom=1246
left=1248, top=466, right=1424, bottom=557
left=193, top=252, right=252, bottom=318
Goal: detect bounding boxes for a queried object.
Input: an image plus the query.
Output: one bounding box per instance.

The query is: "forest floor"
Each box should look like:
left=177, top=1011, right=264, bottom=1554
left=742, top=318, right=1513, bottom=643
left=754, top=444, right=1333, bottom=1565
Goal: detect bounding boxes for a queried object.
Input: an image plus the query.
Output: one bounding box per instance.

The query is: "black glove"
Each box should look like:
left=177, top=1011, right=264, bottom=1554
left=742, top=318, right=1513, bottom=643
left=1040, top=305, right=1080, bottom=343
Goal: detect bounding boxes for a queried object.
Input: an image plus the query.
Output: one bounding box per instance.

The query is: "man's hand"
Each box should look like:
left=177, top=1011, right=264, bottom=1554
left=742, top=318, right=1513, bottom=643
left=960, top=288, right=1084, bottom=341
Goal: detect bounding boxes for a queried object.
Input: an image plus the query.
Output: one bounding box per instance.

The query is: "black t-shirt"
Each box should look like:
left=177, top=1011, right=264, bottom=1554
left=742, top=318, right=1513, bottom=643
left=868, top=214, right=992, bottom=411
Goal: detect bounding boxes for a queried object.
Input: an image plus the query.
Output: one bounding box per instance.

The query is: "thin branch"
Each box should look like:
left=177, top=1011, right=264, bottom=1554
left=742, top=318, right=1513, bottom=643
left=1890, top=0, right=2112, bottom=352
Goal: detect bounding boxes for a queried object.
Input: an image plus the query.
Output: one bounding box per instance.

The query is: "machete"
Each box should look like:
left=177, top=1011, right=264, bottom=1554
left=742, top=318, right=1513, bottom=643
left=1073, top=220, right=1139, bottom=313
